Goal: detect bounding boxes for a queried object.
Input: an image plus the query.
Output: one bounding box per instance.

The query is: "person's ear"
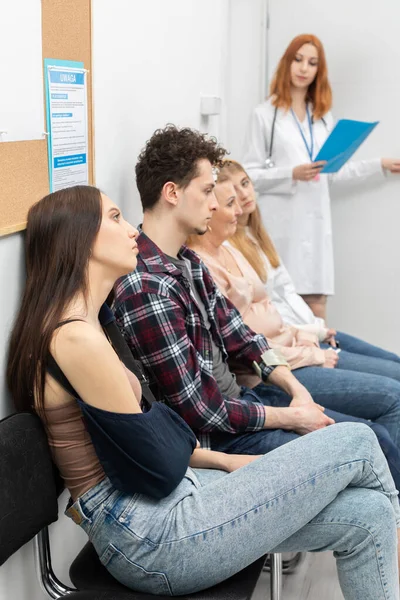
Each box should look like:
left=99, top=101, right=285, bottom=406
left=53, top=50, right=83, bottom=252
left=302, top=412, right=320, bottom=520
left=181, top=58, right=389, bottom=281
left=162, top=181, right=179, bottom=207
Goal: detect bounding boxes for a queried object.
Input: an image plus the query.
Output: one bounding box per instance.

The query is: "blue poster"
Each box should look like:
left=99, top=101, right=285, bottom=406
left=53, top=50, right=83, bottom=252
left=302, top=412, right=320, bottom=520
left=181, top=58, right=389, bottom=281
left=44, top=59, right=88, bottom=191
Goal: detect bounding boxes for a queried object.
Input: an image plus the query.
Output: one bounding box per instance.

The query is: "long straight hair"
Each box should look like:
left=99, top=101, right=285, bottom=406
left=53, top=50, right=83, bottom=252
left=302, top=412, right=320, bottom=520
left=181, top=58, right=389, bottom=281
left=270, top=34, right=332, bottom=120
left=219, top=160, right=280, bottom=283
left=7, top=185, right=103, bottom=415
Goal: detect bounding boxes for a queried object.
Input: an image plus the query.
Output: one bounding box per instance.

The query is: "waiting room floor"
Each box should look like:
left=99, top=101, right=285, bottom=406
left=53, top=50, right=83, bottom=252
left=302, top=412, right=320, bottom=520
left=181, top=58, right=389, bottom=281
left=253, top=552, right=344, bottom=600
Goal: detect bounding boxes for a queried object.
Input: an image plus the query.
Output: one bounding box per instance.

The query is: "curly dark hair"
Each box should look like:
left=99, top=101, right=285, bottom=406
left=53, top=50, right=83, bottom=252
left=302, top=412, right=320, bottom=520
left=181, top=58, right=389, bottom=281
left=135, top=124, right=228, bottom=211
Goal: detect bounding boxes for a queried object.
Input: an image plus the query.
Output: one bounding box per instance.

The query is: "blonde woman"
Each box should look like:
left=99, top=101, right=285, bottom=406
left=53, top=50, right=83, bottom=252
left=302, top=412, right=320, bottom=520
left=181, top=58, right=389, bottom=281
left=220, top=159, right=400, bottom=384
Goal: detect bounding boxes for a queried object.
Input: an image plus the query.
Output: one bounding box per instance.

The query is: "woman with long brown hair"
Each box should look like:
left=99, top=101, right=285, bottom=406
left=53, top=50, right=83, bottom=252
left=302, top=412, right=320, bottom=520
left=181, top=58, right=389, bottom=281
left=9, top=184, right=400, bottom=598
left=243, top=33, right=400, bottom=319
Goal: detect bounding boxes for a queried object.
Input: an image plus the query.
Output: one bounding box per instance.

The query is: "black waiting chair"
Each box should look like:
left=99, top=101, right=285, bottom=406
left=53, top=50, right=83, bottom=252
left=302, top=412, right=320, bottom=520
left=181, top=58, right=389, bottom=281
left=0, top=412, right=284, bottom=600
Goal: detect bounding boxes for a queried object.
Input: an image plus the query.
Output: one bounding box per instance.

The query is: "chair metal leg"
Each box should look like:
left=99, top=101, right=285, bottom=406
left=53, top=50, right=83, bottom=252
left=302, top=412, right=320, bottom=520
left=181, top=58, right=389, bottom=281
left=264, top=551, right=306, bottom=574
left=269, top=553, right=283, bottom=600
left=34, top=527, right=77, bottom=598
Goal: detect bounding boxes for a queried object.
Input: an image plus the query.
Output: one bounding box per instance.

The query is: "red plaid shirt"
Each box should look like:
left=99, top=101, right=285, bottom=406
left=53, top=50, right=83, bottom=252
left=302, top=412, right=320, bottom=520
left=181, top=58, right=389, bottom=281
left=114, top=231, right=274, bottom=447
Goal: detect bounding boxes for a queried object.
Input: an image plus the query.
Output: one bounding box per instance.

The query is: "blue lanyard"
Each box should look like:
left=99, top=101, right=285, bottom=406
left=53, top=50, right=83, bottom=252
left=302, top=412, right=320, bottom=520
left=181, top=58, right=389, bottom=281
left=291, top=105, right=314, bottom=161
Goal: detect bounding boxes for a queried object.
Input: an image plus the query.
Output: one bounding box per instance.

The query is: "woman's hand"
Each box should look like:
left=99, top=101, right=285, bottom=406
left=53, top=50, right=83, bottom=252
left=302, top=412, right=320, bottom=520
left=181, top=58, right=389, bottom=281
left=381, top=158, right=400, bottom=173
left=322, top=348, right=339, bottom=368
left=224, top=454, right=263, bottom=472
left=293, top=161, right=326, bottom=181
left=295, top=328, right=319, bottom=347
left=323, top=328, right=337, bottom=347
left=189, top=448, right=262, bottom=472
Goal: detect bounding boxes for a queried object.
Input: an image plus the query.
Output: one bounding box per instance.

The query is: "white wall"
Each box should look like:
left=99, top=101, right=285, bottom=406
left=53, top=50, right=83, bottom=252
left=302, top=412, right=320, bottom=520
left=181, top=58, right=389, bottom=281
left=266, top=0, right=400, bottom=352
left=0, top=0, right=44, bottom=142
left=92, top=0, right=231, bottom=227
left=0, top=234, right=25, bottom=420
left=225, top=0, right=268, bottom=160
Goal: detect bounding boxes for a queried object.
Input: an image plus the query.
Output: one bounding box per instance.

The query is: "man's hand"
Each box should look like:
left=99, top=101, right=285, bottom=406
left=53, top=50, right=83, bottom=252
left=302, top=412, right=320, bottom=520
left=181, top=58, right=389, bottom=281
left=264, top=366, right=335, bottom=432
left=267, top=366, right=314, bottom=406
left=289, top=403, right=335, bottom=435
left=263, top=402, right=335, bottom=433
left=290, top=385, right=314, bottom=407
left=323, top=348, right=339, bottom=368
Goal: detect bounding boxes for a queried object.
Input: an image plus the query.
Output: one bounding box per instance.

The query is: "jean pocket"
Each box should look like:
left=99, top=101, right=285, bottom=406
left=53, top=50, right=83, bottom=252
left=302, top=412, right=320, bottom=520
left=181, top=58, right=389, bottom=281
left=99, top=543, right=173, bottom=595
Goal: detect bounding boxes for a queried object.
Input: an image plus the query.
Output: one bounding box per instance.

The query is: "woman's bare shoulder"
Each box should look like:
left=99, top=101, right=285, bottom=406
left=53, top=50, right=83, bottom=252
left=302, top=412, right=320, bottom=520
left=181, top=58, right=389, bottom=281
left=51, top=321, right=117, bottom=377
left=51, top=320, right=111, bottom=358
left=50, top=320, right=141, bottom=413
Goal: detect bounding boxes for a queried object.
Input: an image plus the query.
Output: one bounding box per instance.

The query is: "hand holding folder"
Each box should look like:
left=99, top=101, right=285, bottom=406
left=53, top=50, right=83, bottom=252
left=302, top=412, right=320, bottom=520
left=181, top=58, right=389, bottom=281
left=314, top=119, right=379, bottom=173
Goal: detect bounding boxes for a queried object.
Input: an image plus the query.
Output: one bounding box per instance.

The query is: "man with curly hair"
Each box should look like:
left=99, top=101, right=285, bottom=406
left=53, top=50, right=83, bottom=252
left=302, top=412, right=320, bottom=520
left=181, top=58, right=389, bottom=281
left=113, top=125, right=400, bottom=472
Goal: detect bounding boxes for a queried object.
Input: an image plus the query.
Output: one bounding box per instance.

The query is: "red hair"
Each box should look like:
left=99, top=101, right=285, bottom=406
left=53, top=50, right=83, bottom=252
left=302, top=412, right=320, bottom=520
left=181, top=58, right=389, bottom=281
left=269, top=34, right=332, bottom=120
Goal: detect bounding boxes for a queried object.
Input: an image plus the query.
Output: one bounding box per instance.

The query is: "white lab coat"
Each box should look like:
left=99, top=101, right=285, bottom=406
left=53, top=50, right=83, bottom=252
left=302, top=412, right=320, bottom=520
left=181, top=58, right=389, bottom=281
left=242, top=99, right=385, bottom=295
left=263, top=251, right=328, bottom=340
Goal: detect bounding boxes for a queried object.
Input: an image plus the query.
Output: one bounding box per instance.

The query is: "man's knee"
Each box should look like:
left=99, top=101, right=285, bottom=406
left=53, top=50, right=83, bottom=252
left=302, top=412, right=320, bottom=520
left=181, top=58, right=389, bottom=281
left=368, top=422, right=392, bottom=444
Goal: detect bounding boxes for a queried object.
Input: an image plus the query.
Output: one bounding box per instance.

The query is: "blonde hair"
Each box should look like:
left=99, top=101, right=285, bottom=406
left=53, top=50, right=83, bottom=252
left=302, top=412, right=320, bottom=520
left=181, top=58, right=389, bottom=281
left=219, top=160, right=280, bottom=283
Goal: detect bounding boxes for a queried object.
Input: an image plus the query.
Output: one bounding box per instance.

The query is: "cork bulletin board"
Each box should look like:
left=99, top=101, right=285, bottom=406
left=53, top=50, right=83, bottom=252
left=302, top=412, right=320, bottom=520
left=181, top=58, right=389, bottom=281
left=0, top=0, right=94, bottom=237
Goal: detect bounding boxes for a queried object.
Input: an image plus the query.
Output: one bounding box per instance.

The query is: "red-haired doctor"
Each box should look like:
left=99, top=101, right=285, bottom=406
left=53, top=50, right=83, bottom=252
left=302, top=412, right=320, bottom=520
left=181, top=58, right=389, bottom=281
left=243, top=34, right=400, bottom=319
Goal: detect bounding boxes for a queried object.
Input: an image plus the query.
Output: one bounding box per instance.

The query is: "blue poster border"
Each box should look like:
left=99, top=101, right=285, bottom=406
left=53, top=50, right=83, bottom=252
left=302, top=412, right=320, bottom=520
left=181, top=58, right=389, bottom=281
left=44, top=58, right=84, bottom=191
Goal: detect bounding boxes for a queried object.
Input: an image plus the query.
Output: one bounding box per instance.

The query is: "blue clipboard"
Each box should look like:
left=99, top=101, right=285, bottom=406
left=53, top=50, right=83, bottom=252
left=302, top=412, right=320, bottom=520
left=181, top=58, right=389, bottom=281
left=314, top=119, right=379, bottom=173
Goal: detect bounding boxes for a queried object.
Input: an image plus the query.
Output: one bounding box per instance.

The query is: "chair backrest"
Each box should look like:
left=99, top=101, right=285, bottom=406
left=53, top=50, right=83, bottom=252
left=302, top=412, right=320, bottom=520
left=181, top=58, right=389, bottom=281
left=0, top=412, right=58, bottom=565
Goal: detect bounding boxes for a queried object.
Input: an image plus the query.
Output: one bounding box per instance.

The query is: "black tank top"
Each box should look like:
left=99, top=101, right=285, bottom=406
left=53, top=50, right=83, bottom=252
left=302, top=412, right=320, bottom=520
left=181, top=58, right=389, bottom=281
left=46, top=303, right=197, bottom=500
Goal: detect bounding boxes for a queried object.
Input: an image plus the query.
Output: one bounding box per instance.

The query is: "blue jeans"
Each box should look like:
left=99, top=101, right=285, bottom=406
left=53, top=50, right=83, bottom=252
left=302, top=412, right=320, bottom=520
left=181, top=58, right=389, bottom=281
left=323, top=331, right=400, bottom=382
left=66, top=423, right=400, bottom=599
left=210, top=373, right=400, bottom=492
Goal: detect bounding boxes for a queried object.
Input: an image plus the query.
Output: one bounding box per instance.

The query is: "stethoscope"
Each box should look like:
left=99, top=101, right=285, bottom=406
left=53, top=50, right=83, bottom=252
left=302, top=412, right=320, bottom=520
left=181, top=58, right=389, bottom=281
left=264, top=105, right=328, bottom=168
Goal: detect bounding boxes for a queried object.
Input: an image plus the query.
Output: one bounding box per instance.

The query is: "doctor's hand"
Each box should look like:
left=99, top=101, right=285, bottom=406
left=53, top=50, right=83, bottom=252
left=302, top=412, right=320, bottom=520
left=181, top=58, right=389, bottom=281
left=381, top=158, right=400, bottom=173
left=293, top=161, right=327, bottom=181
